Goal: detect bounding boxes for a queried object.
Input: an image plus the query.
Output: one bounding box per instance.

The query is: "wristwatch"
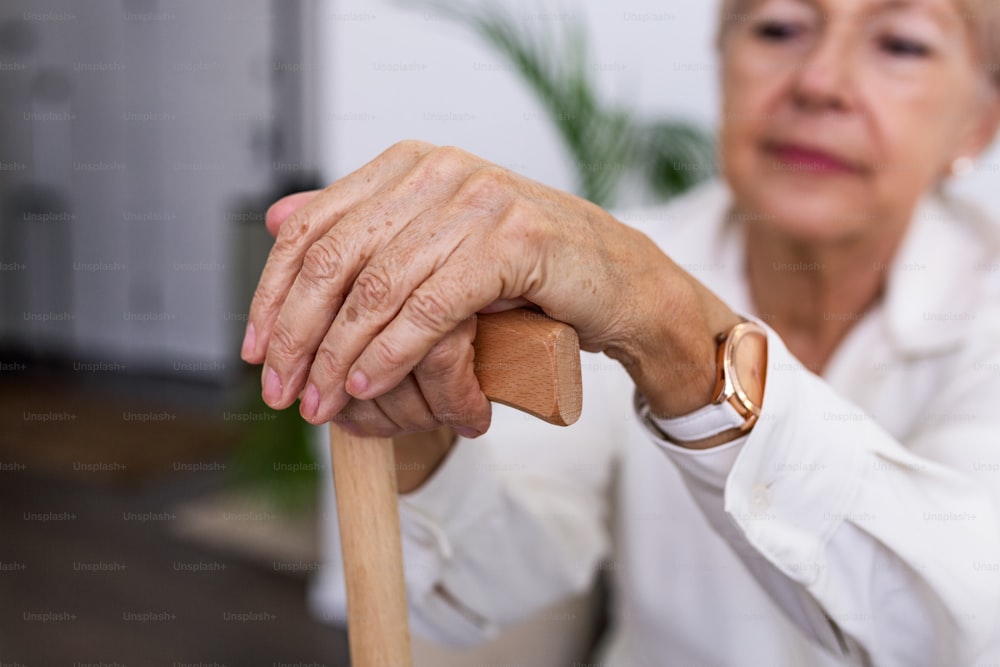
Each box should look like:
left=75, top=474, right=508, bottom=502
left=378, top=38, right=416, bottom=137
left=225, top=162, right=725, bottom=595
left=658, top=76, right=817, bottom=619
left=635, top=320, right=768, bottom=443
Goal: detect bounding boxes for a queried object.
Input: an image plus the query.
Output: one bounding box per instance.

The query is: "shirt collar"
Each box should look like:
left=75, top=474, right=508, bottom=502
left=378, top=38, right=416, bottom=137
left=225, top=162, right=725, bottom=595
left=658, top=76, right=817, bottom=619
left=623, top=181, right=997, bottom=358
left=681, top=182, right=997, bottom=358
left=881, top=194, right=997, bottom=356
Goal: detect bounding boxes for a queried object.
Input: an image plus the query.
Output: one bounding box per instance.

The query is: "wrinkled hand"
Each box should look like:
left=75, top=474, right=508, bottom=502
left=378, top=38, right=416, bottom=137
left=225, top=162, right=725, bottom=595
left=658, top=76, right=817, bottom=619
left=249, top=184, right=490, bottom=438
left=242, top=140, right=730, bottom=435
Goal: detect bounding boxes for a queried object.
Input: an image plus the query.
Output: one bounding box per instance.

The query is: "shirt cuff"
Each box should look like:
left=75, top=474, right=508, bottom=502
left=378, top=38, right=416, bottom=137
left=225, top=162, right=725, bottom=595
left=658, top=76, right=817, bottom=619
left=648, top=433, right=748, bottom=490
left=721, top=325, right=867, bottom=586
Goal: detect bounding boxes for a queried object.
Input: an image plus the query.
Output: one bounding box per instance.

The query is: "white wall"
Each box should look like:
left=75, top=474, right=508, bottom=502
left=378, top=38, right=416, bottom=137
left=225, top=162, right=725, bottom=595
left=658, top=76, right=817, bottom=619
left=319, top=0, right=723, bottom=197
left=319, top=0, right=1000, bottom=212
left=0, top=0, right=278, bottom=376
left=0, top=1, right=321, bottom=379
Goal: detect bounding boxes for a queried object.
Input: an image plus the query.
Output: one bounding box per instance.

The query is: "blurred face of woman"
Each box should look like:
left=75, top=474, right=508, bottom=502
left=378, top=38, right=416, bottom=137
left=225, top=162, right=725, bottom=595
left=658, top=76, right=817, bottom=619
left=719, top=0, right=996, bottom=245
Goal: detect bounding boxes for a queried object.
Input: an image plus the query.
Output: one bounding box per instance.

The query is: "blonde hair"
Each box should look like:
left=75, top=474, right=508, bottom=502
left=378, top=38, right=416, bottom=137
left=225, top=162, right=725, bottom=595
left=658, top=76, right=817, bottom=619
left=961, top=0, right=1000, bottom=87
left=716, top=0, right=1000, bottom=88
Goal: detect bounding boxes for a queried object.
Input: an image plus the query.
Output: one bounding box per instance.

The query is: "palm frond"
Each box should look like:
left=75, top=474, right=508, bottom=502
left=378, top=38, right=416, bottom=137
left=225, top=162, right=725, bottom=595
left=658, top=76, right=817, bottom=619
left=404, top=0, right=715, bottom=207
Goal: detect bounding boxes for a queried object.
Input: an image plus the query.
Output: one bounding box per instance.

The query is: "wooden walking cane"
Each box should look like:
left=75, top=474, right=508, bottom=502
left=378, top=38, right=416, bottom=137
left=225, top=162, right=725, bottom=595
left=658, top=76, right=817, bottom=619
left=329, top=308, right=583, bottom=667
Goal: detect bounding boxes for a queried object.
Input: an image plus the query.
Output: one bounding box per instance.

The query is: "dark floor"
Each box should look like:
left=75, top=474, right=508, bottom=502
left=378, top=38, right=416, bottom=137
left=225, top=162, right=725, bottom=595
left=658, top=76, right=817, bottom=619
left=0, top=366, right=351, bottom=667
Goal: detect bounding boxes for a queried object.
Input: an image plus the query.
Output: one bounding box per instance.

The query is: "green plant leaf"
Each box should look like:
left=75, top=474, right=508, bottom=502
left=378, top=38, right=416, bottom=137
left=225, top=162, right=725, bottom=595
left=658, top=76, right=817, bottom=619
left=403, top=0, right=715, bottom=207
left=226, top=388, right=318, bottom=514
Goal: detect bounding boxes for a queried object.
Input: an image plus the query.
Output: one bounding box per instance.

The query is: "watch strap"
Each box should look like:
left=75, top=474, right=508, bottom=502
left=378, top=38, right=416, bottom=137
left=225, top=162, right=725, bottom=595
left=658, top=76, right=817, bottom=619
left=634, top=390, right=745, bottom=443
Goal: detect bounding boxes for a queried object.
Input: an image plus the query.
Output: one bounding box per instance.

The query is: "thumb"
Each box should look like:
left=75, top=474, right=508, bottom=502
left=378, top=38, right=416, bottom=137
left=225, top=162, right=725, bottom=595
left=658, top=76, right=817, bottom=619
left=264, top=190, right=322, bottom=238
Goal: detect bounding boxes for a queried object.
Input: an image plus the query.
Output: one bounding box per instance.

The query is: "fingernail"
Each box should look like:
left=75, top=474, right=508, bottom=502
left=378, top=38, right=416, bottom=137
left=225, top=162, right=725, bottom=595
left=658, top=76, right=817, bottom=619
left=241, top=322, right=256, bottom=360
left=263, top=366, right=283, bottom=405
left=301, top=384, right=320, bottom=421
left=454, top=426, right=482, bottom=439
left=346, top=369, right=369, bottom=398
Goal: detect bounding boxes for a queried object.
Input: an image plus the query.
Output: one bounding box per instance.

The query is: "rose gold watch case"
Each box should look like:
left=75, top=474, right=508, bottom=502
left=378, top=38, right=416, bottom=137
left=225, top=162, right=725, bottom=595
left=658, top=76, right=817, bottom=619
left=713, top=321, right=768, bottom=432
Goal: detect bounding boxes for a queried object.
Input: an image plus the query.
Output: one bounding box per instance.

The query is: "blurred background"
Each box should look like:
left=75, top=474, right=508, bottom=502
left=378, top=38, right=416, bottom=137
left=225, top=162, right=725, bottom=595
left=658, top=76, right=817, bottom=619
left=2, top=0, right=999, bottom=665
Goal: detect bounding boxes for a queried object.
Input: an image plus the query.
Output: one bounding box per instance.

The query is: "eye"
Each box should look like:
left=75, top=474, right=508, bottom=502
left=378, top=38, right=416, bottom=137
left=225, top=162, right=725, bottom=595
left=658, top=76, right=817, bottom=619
left=879, top=35, right=931, bottom=58
left=754, top=20, right=803, bottom=41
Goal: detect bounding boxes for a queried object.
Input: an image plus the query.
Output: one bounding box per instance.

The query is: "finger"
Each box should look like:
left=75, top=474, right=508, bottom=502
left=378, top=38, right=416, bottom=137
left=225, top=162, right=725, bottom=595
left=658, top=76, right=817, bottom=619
left=336, top=169, right=543, bottom=401
left=297, top=163, right=511, bottom=410
left=292, top=202, right=476, bottom=413
left=331, top=398, right=395, bottom=438
left=296, top=227, right=458, bottom=423
left=478, top=298, right=531, bottom=314
left=243, top=140, right=435, bottom=366
left=347, top=259, right=508, bottom=400
left=413, top=317, right=491, bottom=437
left=265, top=190, right=321, bottom=238
left=373, top=374, right=438, bottom=433
left=261, top=147, right=482, bottom=409
left=300, top=346, right=432, bottom=431
left=331, top=393, right=428, bottom=439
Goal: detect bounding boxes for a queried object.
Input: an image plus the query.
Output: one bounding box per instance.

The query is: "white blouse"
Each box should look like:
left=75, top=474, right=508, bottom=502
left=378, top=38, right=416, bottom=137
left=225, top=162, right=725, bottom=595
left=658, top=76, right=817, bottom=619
left=313, top=182, right=1000, bottom=666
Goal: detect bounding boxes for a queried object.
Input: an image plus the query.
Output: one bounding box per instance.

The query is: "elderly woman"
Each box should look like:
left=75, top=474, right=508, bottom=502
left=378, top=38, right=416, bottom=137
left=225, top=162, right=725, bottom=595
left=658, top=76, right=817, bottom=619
left=242, top=0, right=1000, bottom=664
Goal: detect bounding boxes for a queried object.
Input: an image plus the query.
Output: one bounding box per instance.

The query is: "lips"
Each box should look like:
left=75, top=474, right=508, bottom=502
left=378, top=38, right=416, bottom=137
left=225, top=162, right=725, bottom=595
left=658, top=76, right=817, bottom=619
left=763, top=141, right=865, bottom=175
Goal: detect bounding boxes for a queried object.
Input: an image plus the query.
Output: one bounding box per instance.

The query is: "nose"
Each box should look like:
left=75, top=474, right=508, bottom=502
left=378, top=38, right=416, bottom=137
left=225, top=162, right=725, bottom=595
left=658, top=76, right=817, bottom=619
left=791, top=25, right=855, bottom=112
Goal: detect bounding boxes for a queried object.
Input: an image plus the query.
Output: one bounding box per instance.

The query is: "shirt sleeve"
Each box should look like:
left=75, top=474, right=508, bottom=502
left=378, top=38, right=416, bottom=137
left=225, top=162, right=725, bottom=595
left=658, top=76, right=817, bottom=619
left=649, top=323, right=1000, bottom=666
left=310, top=353, right=622, bottom=648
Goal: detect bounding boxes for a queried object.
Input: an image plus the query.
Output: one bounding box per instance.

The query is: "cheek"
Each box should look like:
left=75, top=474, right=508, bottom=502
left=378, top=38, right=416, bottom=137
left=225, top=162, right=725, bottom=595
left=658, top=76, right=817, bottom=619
left=719, top=66, right=777, bottom=170
left=858, top=79, right=963, bottom=198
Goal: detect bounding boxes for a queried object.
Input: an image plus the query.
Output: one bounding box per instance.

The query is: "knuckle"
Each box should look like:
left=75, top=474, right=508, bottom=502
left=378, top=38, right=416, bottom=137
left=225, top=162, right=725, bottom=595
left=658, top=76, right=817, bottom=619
left=497, top=199, right=536, bottom=239
left=432, top=397, right=467, bottom=425
left=420, top=355, right=483, bottom=427
left=335, top=404, right=378, bottom=433
left=369, top=338, right=410, bottom=377
left=414, top=410, right=440, bottom=430
left=495, top=201, right=550, bottom=263
left=310, top=346, right=349, bottom=384
left=380, top=140, right=434, bottom=181
left=351, top=267, right=393, bottom=316
left=406, top=145, right=466, bottom=190
left=388, top=139, right=435, bottom=159
left=362, top=413, right=400, bottom=438
left=406, top=290, right=455, bottom=334
left=430, top=144, right=468, bottom=165
left=456, top=383, right=487, bottom=421
left=435, top=387, right=485, bottom=427
left=431, top=410, right=460, bottom=425
left=267, top=324, right=299, bottom=364
left=274, top=207, right=316, bottom=249
left=421, top=335, right=461, bottom=372
left=425, top=145, right=466, bottom=169
left=457, top=166, right=509, bottom=209
left=251, top=280, right=280, bottom=314
left=354, top=413, right=399, bottom=438
left=392, top=410, right=440, bottom=433
left=300, top=237, right=345, bottom=289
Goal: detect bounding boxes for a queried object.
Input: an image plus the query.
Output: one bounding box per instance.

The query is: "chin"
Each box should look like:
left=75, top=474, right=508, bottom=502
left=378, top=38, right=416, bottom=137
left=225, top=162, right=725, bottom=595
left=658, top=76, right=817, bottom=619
left=727, top=169, right=878, bottom=246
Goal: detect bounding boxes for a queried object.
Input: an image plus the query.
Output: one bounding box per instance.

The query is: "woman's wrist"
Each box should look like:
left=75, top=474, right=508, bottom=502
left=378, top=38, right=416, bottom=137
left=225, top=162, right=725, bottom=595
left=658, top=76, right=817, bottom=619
left=608, top=247, right=742, bottom=421
left=393, top=427, right=457, bottom=494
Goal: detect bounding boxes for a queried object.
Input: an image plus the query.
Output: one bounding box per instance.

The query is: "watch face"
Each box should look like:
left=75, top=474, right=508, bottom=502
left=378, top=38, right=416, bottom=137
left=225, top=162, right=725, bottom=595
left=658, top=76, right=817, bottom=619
left=728, top=323, right=768, bottom=412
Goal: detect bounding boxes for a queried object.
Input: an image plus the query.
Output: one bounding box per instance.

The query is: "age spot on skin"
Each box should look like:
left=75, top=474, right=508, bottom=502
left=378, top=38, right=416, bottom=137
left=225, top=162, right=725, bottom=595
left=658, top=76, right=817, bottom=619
left=345, top=306, right=359, bottom=323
